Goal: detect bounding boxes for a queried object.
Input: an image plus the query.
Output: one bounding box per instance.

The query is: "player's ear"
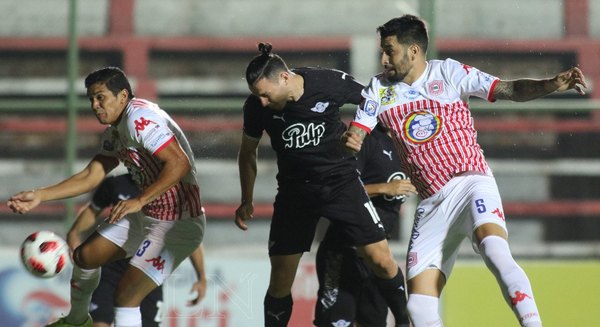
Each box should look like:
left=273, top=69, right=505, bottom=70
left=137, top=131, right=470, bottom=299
left=119, top=89, right=129, bottom=104
left=280, top=71, right=290, bottom=85
left=409, top=44, right=420, bottom=58
left=279, top=70, right=290, bottom=80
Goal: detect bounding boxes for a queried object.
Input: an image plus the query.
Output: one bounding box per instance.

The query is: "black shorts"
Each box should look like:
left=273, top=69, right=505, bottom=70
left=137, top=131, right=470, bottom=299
left=268, top=173, right=386, bottom=256
left=313, top=240, right=388, bottom=327
left=90, top=258, right=163, bottom=327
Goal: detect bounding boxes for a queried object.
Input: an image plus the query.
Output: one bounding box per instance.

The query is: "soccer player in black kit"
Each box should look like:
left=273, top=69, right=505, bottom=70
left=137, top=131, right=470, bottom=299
left=314, top=124, right=413, bottom=327
left=235, top=43, right=417, bottom=327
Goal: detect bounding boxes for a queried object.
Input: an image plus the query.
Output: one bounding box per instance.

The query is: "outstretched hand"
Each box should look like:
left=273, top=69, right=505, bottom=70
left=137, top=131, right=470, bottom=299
left=7, top=190, right=41, bottom=214
left=555, top=67, right=587, bottom=95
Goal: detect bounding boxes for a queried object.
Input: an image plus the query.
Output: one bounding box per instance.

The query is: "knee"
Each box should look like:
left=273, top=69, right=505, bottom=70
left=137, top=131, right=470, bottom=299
left=268, top=270, right=296, bottom=297
left=480, top=235, right=508, bottom=256
left=407, top=294, right=443, bottom=326
left=73, top=246, right=99, bottom=269
left=479, top=236, right=519, bottom=271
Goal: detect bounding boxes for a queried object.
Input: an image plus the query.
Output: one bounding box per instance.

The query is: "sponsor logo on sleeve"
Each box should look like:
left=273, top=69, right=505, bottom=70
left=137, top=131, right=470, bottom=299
left=149, top=132, right=170, bottom=148
left=363, top=99, right=378, bottom=116
left=478, top=71, right=492, bottom=83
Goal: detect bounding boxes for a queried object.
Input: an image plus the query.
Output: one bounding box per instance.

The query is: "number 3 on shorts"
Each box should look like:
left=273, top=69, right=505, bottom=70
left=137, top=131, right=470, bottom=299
left=136, top=240, right=152, bottom=257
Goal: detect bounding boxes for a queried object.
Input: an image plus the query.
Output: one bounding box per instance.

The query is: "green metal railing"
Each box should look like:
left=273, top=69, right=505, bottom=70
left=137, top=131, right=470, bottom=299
left=64, top=0, right=79, bottom=228
left=1, top=97, right=599, bottom=114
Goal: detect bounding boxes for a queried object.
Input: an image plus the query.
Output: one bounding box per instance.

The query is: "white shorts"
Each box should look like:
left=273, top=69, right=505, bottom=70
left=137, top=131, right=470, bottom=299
left=97, top=212, right=205, bottom=286
left=406, top=173, right=507, bottom=280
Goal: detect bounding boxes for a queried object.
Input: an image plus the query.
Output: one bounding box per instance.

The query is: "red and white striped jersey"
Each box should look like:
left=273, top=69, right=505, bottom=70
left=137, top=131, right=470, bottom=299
left=351, top=58, right=499, bottom=198
left=99, top=98, right=203, bottom=220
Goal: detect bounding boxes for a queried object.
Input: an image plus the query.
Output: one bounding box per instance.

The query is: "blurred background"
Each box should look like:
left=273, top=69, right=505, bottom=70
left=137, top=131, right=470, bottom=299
left=0, top=0, right=599, bottom=326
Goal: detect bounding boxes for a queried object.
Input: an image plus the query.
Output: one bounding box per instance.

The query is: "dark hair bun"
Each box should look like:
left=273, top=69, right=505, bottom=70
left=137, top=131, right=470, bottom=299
left=258, top=42, right=273, bottom=55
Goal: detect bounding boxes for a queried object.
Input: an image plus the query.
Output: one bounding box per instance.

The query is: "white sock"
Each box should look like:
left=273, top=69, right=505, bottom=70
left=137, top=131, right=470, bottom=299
left=479, top=236, right=542, bottom=326
left=114, top=306, right=142, bottom=327
left=406, top=293, right=444, bottom=327
left=65, top=265, right=100, bottom=324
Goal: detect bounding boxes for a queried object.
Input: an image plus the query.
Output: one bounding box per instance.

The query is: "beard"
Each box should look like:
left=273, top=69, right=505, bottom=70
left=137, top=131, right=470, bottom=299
left=384, top=68, right=408, bottom=83
left=384, top=52, right=411, bottom=83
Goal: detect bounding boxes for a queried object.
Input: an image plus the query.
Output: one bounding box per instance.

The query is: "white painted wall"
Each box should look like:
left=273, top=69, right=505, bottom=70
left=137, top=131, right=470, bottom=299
left=0, top=0, right=108, bottom=36
left=0, top=0, right=575, bottom=40
left=436, top=0, right=564, bottom=39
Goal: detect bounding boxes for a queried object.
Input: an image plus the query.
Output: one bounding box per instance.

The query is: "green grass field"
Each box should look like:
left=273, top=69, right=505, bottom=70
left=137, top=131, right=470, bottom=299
left=442, top=260, right=600, bottom=326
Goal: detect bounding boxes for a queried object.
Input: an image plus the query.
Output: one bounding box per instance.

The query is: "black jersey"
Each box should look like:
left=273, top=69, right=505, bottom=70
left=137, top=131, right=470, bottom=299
left=90, top=174, right=140, bottom=211
left=356, top=126, right=407, bottom=233
left=243, top=67, right=364, bottom=182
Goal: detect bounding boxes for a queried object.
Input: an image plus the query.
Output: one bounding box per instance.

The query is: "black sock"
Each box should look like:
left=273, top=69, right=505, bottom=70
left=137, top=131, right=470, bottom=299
left=373, top=268, right=409, bottom=326
left=264, top=293, right=293, bottom=327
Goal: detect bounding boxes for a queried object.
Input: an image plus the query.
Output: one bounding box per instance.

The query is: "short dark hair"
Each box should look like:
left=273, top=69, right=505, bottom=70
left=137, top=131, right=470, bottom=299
left=377, top=15, right=429, bottom=53
left=84, top=66, right=135, bottom=99
left=245, top=42, right=289, bottom=86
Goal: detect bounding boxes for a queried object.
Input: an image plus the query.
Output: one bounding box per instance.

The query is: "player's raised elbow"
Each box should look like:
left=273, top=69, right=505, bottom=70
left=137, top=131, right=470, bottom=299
left=178, top=156, right=192, bottom=175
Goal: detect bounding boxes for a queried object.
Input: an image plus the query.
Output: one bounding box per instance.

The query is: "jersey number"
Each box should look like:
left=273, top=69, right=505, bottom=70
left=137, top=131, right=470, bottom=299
left=475, top=199, right=487, bottom=213
left=136, top=240, right=152, bottom=256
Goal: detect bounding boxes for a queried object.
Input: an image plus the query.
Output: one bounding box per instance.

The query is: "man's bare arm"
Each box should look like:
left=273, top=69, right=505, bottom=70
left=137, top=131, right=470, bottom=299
left=494, top=67, right=587, bottom=102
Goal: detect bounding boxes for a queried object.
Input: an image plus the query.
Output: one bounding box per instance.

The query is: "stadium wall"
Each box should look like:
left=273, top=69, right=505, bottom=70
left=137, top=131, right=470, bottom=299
left=0, top=0, right=581, bottom=39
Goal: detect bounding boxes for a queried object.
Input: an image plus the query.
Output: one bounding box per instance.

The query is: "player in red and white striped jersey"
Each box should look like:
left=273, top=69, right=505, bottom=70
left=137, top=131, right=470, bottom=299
left=344, top=15, right=586, bottom=327
left=7, top=67, right=205, bottom=327
left=97, top=97, right=203, bottom=221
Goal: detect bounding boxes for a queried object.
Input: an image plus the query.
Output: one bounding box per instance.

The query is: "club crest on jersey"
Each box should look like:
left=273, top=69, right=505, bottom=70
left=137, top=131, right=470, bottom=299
left=310, top=101, right=329, bottom=113
left=427, top=80, right=444, bottom=96
left=402, top=111, right=443, bottom=145
left=379, top=87, right=396, bottom=105
left=362, top=99, right=378, bottom=116
left=331, top=320, right=351, bottom=327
